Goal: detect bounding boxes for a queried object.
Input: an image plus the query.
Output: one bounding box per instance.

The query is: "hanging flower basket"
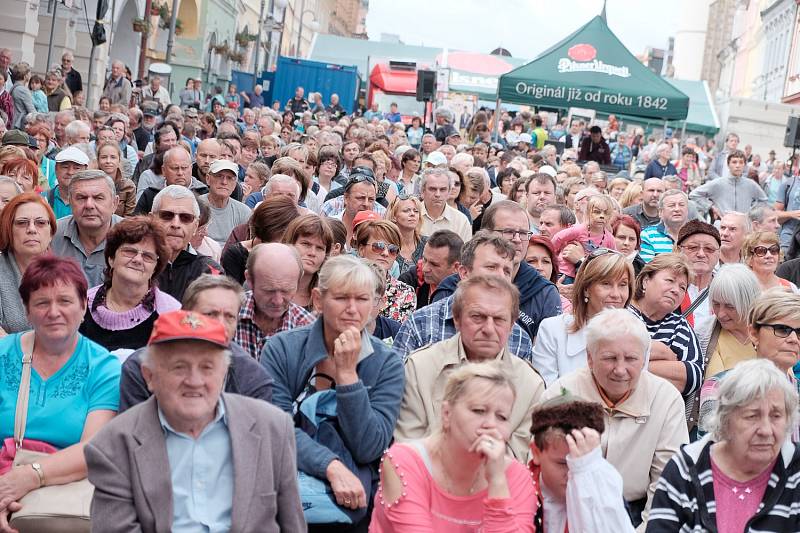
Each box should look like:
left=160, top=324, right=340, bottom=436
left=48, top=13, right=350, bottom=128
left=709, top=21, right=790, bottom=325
left=132, top=17, right=150, bottom=33
left=235, top=29, right=257, bottom=48
left=228, top=50, right=246, bottom=63
left=211, top=42, right=229, bottom=55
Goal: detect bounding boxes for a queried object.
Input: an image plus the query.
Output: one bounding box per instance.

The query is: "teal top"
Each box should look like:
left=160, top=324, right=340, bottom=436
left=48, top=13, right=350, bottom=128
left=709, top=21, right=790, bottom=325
left=0, top=332, right=121, bottom=449
left=160, top=399, right=233, bottom=532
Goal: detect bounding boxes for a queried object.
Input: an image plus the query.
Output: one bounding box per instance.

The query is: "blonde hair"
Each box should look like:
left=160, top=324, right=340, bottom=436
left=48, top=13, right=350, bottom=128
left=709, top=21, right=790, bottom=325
left=749, top=288, right=800, bottom=326
left=387, top=195, right=423, bottom=241
left=741, top=230, right=780, bottom=266
left=438, top=361, right=516, bottom=434
left=619, top=181, right=643, bottom=209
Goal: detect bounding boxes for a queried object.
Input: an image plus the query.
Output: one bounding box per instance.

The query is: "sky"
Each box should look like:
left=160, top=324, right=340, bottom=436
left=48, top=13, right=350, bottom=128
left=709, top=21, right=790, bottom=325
left=365, top=0, right=682, bottom=61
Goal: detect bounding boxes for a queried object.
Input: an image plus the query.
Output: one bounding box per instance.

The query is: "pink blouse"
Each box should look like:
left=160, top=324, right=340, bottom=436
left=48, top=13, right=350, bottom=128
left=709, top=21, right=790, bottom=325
left=369, top=442, right=537, bottom=533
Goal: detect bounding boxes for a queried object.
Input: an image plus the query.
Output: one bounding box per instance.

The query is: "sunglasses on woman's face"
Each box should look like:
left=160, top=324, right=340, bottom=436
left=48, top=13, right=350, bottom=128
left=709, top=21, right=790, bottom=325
left=756, top=323, right=800, bottom=339
left=370, top=241, right=400, bottom=255
left=751, top=245, right=780, bottom=257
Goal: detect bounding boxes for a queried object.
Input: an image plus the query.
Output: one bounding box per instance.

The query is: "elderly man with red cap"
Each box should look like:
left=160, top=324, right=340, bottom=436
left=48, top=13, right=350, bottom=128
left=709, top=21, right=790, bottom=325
left=85, top=310, right=305, bottom=532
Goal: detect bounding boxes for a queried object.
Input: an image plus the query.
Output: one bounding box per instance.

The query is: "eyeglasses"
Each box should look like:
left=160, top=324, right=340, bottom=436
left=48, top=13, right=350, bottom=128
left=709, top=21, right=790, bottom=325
left=751, top=245, right=780, bottom=257
left=117, top=246, right=158, bottom=264
left=13, top=218, right=50, bottom=229
left=756, top=323, right=800, bottom=339
left=491, top=228, right=534, bottom=241
left=680, top=244, right=720, bottom=255
left=156, top=210, right=196, bottom=224
left=369, top=241, right=400, bottom=255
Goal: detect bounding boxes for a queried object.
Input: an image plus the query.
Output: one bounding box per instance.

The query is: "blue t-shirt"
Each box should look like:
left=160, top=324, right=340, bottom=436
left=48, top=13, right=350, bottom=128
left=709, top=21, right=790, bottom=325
left=0, top=333, right=121, bottom=449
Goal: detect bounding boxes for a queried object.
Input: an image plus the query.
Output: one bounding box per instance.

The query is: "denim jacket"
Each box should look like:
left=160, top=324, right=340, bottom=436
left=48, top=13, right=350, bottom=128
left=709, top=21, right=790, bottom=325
left=260, top=318, right=404, bottom=489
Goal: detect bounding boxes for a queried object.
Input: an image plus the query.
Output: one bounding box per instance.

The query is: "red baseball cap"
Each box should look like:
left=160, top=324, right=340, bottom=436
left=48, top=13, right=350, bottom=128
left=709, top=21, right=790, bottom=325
left=352, top=210, right=380, bottom=229
left=148, top=310, right=229, bottom=348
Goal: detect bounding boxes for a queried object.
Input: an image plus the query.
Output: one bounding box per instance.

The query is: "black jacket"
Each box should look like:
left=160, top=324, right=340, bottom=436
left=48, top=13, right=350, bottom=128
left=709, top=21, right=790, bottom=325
left=156, top=249, right=223, bottom=302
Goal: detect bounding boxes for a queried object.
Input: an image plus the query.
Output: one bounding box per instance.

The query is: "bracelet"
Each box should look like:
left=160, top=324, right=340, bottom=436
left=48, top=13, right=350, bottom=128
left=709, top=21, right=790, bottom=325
left=30, top=462, right=45, bottom=488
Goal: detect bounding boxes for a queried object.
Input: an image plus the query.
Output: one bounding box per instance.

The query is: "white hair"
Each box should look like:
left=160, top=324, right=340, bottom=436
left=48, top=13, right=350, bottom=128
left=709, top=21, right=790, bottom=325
left=262, top=173, right=300, bottom=197
left=68, top=169, right=116, bottom=196
left=584, top=308, right=651, bottom=364
left=708, top=264, right=761, bottom=322
left=152, top=184, right=200, bottom=217
left=450, top=152, right=474, bottom=168
left=65, top=120, right=90, bottom=142
left=707, top=359, right=799, bottom=442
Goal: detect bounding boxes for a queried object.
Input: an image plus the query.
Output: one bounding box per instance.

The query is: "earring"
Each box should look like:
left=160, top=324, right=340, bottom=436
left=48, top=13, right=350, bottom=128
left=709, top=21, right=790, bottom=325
left=584, top=296, right=589, bottom=303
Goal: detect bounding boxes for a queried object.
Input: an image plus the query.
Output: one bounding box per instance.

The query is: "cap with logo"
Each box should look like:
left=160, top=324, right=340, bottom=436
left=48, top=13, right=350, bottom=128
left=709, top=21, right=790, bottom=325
left=148, top=310, right=229, bottom=348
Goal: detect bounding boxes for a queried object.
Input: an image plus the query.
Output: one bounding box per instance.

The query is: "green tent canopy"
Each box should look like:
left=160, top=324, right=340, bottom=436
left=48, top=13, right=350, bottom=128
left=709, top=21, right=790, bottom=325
left=497, top=16, right=689, bottom=121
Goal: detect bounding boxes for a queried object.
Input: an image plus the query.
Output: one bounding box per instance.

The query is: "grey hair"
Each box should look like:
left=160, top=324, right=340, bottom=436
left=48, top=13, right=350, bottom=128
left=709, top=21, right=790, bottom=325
left=152, top=184, right=200, bottom=217
left=0, top=176, right=22, bottom=194
left=748, top=202, right=774, bottom=225
left=182, top=273, right=246, bottom=309
left=707, top=359, right=798, bottom=442
left=163, top=146, right=191, bottom=167
left=658, top=189, right=688, bottom=209
left=107, top=112, right=130, bottom=127
left=68, top=169, right=116, bottom=196
left=450, top=152, right=474, bottom=168
left=419, top=167, right=451, bottom=191
left=262, top=173, right=300, bottom=197
left=65, top=120, right=90, bottom=141
left=316, top=254, right=378, bottom=295
left=724, top=211, right=752, bottom=233
left=584, top=308, right=651, bottom=364
left=708, top=264, right=761, bottom=323
left=433, top=107, right=453, bottom=123
left=140, top=345, right=232, bottom=369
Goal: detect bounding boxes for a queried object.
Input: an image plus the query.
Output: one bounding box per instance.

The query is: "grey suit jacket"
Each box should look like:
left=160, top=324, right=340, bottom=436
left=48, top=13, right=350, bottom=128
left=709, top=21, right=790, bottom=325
left=85, top=393, right=305, bottom=533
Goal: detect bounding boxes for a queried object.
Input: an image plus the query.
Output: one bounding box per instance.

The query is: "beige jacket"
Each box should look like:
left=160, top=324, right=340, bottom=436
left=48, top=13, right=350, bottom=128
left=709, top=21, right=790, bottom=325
left=395, top=333, right=545, bottom=460
left=542, top=367, right=688, bottom=519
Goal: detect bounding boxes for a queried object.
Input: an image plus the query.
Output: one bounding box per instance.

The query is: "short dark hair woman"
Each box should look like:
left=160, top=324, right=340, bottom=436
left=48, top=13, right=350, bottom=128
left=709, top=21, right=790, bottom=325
left=79, top=216, right=180, bottom=352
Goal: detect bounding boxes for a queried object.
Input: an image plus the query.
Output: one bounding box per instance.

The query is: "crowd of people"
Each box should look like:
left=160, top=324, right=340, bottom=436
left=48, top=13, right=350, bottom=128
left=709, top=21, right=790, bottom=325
left=2, top=49, right=800, bottom=532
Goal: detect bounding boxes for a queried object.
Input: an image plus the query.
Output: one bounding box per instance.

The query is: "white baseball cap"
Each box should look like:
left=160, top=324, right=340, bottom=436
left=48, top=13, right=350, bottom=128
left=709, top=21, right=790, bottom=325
left=425, top=151, right=448, bottom=167
left=55, top=146, right=90, bottom=166
left=539, top=165, right=557, bottom=177
left=518, top=133, right=533, bottom=144
left=209, top=159, right=239, bottom=175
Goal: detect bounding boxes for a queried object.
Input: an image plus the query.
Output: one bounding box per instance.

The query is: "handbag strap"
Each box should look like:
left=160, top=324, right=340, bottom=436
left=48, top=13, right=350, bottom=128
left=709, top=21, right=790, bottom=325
left=14, top=352, right=33, bottom=448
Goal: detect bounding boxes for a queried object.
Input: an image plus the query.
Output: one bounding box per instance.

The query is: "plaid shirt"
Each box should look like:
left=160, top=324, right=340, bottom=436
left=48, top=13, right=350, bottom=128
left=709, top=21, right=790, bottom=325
left=320, top=196, right=387, bottom=218
left=392, top=295, right=533, bottom=362
left=234, top=291, right=316, bottom=360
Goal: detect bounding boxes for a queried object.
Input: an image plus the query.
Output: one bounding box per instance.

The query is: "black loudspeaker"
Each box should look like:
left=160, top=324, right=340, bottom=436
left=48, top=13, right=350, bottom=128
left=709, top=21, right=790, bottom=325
left=416, top=70, right=436, bottom=102
left=785, top=116, right=800, bottom=148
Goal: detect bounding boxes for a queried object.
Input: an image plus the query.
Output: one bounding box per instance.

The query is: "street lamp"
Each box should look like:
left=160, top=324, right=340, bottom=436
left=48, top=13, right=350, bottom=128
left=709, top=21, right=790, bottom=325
left=295, top=0, right=319, bottom=58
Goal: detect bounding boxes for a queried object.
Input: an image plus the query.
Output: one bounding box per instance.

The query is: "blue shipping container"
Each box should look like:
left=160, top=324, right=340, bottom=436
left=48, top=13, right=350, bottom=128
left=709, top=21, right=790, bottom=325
left=272, top=56, right=359, bottom=114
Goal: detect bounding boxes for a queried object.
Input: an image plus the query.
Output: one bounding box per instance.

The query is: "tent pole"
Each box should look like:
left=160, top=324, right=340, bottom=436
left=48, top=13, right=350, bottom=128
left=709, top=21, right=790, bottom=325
left=680, top=122, right=686, bottom=150
left=491, top=97, right=501, bottom=143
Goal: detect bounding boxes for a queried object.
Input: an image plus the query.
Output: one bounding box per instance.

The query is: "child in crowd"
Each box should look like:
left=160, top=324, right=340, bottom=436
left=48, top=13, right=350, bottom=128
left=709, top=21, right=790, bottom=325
left=550, top=194, right=617, bottom=282
left=28, top=75, right=48, bottom=113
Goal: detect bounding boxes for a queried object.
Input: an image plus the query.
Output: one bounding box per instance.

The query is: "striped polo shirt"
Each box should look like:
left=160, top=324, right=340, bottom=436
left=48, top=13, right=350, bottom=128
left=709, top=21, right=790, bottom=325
left=640, top=222, right=675, bottom=263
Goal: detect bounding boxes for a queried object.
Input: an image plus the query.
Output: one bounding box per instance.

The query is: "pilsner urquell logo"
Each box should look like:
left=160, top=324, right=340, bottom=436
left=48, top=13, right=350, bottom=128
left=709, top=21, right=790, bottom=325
left=558, top=43, right=631, bottom=78
left=568, top=44, right=597, bottom=62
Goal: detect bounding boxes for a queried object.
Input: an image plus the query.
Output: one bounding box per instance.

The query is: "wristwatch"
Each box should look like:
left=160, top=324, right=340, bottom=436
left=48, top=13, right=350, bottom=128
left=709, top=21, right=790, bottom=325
left=30, top=462, right=44, bottom=487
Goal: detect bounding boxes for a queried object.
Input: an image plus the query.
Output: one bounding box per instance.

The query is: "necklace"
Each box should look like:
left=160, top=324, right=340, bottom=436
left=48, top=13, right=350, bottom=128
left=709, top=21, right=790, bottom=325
left=432, top=441, right=484, bottom=495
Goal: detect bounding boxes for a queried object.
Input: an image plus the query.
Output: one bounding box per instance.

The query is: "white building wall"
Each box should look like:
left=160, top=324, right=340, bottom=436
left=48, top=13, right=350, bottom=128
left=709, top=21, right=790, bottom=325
left=672, top=0, right=711, bottom=80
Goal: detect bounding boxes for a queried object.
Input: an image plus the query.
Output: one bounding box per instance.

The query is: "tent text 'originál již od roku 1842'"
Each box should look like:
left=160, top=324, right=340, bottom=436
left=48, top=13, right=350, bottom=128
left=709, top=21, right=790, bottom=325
left=496, top=15, right=689, bottom=122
